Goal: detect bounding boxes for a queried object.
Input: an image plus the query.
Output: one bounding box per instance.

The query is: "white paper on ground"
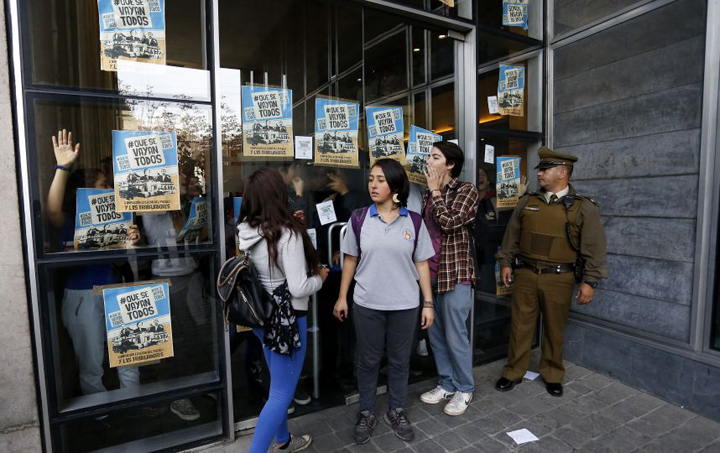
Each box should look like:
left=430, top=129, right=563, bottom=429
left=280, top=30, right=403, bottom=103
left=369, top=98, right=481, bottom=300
left=488, top=96, right=499, bottom=114
left=507, top=429, right=539, bottom=445
left=484, top=144, right=495, bottom=164
left=316, top=200, right=337, bottom=225
left=524, top=371, right=540, bottom=380
left=295, top=136, right=313, bottom=160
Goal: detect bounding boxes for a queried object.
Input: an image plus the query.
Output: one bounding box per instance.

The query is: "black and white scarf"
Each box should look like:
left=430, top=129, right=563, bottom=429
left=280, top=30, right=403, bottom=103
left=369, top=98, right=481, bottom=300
left=263, top=281, right=301, bottom=356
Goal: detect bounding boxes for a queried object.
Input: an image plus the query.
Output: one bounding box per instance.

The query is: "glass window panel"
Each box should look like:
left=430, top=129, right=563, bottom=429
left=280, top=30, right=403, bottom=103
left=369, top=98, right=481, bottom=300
left=364, top=8, right=404, bottom=43
left=306, top=1, right=331, bottom=93
left=41, top=254, right=220, bottom=406
left=430, top=30, right=454, bottom=80
left=477, top=0, right=543, bottom=40
left=365, top=31, right=409, bottom=103
left=336, top=4, right=363, bottom=75
left=414, top=91, right=428, bottom=129
left=478, top=61, right=540, bottom=133
left=337, top=69, right=365, bottom=112
left=431, top=83, right=456, bottom=140
left=58, top=391, right=222, bottom=451
left=412, top=27, right=427, bottom=86
left=25, top=0, right=208, bottom=98
left=477, top=31, right=538, bottom=65
left=30, top=97, right=214, bottom=256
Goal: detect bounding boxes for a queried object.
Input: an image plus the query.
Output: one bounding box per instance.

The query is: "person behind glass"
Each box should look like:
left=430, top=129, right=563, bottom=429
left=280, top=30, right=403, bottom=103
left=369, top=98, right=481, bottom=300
left=419, top=141, right=480, bottom=416
left=47, top=129, right=141, bottom=397
left=237, top=168, right=329, bottom=453
left=333, top=159, right=436, bottom=445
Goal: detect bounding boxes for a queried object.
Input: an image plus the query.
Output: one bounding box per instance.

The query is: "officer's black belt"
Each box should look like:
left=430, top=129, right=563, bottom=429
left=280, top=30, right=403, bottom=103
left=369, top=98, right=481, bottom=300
left=517, top=258, right=575, bottom=275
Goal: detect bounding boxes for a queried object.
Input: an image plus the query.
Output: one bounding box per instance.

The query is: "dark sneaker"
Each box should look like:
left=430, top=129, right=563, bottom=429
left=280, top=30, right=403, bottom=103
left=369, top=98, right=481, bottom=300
left=384, top=408, right=414, bottom=442
left=352, top=410, right=377, bottom=445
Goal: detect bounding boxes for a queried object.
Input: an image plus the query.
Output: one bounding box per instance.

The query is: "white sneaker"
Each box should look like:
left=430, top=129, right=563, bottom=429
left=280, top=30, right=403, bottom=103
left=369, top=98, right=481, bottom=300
left=420, top=386, right=455, bottom=404
left=444, top=391, right=473, bottom=416
left=416, top=339, right=429, bottom=357
left=273, top=434, right=312, bottom=452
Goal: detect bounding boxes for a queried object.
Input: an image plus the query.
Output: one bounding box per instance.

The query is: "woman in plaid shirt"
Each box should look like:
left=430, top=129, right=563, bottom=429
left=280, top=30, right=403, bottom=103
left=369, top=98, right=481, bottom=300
left=418, top=141, right=480, bottom=416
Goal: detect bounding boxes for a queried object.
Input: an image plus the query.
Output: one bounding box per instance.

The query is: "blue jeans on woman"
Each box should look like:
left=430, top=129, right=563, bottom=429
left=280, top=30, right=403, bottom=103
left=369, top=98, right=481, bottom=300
left=249, top=316, right=307, bottom=453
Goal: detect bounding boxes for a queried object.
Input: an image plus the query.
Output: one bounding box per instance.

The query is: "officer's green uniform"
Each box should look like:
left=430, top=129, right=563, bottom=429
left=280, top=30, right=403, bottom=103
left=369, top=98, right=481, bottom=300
left=496, top=148, right=608, bottom=383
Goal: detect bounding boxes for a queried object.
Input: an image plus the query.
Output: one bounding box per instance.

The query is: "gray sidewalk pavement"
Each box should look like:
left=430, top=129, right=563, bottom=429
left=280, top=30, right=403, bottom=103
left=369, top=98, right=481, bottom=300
left=196, top=352, right=720, bottom=452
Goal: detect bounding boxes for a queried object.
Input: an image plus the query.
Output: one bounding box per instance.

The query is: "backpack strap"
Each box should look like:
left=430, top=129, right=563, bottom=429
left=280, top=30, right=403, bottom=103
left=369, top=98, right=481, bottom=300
left=408, top=210, right=422, bottom=257
left=350, top=206, right=369, bottom=260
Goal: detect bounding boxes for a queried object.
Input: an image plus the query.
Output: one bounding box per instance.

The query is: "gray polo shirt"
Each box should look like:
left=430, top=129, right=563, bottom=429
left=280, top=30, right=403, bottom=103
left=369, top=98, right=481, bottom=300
left=341, top=204, right=436, bottom=311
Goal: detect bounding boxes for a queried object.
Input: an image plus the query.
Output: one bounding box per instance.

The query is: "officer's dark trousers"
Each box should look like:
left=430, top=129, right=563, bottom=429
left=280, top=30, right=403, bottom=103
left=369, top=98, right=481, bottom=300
left=353, top=304, right=419, bottom=413
left=502, top=268, right=575, bottom=383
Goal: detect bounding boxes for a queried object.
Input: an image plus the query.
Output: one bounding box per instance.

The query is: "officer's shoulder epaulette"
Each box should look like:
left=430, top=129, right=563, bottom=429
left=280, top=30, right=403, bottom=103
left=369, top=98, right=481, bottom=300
left=573, top=193, right=600, bottom=207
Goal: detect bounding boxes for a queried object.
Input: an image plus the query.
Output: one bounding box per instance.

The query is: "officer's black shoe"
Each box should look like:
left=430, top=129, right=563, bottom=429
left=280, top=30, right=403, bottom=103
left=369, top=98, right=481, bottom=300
left=495, top=377, right=521, bottom=392
left=546, top=382, right=563, bottom=397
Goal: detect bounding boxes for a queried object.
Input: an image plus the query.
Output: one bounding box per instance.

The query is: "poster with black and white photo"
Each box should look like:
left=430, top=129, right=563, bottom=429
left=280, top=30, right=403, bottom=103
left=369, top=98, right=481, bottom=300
left=498, top=65, right=525, bottom=117
left=74, top=189, right=133, bottom=250
left=112, top=130, right=180, bottom=212
left=406, top=125, right=442, bottom=185
left=241, top=86, right=294, bottom=159
left=103, top=282, right=173, bottom=367
left=502, top=0, right=529, bottom=30
left=97, top=0, right=166, bottom=72
left=176, top=196, right=207, bottom=243
left=314, top=97, right=360, bottom=168
left=496, top=156, right=522, bottom=209
left=366, top=106, right=405, bottom=166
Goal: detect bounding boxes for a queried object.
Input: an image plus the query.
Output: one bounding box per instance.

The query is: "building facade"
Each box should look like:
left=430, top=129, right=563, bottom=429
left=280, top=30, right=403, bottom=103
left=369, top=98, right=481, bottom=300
left=0, top=0, right=718, bottom=452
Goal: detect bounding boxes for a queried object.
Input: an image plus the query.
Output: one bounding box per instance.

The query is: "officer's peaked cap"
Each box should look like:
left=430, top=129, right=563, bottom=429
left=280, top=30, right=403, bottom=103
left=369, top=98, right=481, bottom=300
left=534, top=147, right=578, bottom=169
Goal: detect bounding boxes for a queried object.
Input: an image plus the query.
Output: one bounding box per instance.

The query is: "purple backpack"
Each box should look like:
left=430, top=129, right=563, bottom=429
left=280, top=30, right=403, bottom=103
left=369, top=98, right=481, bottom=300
left=350, top=206, right=423, bottom=260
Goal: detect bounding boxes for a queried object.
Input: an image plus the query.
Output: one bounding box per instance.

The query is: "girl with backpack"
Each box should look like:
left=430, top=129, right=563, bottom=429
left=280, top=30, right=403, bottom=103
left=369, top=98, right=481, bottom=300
left=333, top=158, right=435, bottom=445
left=237, top=168, right=329, bottom=453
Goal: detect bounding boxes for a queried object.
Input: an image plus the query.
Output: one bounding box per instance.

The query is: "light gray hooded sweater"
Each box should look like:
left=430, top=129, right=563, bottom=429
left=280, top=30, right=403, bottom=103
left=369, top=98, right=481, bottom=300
left=237, top=223, right=322, bottom=311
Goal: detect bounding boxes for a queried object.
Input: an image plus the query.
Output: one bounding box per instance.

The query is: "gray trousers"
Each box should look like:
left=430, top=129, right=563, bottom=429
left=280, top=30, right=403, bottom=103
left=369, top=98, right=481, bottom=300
left=353, top=304, right=420, bottom=413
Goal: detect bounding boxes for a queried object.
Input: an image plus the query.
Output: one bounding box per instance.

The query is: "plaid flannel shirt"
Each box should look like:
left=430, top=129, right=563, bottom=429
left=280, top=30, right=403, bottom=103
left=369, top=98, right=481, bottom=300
left=422, top=178, right=480, bottom=293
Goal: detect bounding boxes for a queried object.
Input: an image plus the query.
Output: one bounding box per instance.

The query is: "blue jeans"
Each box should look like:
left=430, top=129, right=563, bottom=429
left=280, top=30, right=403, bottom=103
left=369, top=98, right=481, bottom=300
left=428, top=284, right=474, bottom=393
left=249, top=316, right=307, bottom=453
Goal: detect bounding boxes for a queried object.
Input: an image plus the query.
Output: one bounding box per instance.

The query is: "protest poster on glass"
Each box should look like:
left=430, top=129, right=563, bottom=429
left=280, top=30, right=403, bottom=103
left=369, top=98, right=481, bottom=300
left=406, top=125, right=442, bottom=185
left=97, top=0, right=166, bottom=72
left=366, top=106, right=405, bottom=166
left=112, top=130, right=180, bottom=212
left=498, top=65, right=525, bottom=117
left=74, top=189, right=133, bottom=250
left=241, top=86, right=294, bottom=160
left=496, top=156, right=522, bottom=209
left=177, top=196, right=208, bottom=243
left=103, top=281, right=173, bottom=367
left=314, top=97, right=360, bottom=168
left=502, top=0, right=529, bottom=30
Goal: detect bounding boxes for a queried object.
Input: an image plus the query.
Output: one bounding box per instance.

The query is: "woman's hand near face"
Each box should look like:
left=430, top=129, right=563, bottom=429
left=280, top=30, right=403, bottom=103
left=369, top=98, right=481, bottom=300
left=424, top=163, right=443, bottom=191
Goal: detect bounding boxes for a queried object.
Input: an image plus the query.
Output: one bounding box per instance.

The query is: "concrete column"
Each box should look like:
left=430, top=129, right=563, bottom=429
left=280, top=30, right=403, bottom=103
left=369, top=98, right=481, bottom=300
left=0, top=0, right=43, bottom=451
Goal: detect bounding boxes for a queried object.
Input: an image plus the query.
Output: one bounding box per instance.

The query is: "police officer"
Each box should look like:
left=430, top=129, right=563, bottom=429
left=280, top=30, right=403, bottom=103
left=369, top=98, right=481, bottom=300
left=494, top=147, right=607, bottom=397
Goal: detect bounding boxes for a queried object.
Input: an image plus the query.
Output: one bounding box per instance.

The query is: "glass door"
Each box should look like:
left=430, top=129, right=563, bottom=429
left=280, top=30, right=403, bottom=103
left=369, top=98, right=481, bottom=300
left=216, top=0, right=471, bottom=431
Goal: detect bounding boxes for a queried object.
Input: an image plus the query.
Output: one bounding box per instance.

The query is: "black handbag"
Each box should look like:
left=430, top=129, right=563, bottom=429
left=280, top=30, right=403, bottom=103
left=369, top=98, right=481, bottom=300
left=216, top=253, right=275, bottom=328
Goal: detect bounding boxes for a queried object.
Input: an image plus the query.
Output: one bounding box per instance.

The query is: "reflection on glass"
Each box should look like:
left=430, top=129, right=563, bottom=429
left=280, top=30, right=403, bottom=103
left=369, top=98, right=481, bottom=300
left=337, top=69, right=364, bottom=110
left=478, top=66, right=530, bottom=131
left=412, top=27, right=427, bottom=86
left=46, top=253, right=219, bottom=405
left=336, top=4, right=363, bottom=74
left=477, top=31, right=537, bottom=65
left=431, top=83, right=456, bottom=140
left=364, top=8, right=404, bottom=43
left=431, top=30, right=454, bottom=80
left=365, top=31, right=409, bottom=102
left=59, top=392, right=222, bottom=451
left=25, top=0, right=206, bottom=92
left=33, top=98, right=213, bottom=255
left=414, top=92, right=428, bottom=129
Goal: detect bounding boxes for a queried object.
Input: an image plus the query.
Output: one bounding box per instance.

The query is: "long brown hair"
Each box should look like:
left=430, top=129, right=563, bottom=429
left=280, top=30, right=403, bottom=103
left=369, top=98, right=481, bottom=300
left=239, top=167, right=320, bottom=273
